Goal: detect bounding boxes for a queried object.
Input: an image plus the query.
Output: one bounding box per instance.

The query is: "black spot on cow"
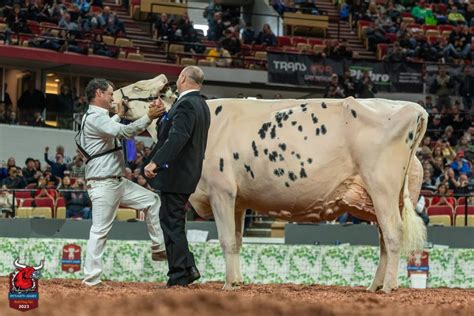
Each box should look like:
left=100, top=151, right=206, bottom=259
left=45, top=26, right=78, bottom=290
left=351, top=109, right=357, bottom=118
left=300, top=168, right=307, bottom=178
left=275, top=112, right=284, bottom=124
left=278, top=123, right=283, bottom=128
left=298, top=125, right=303, bottom=132
left=244, top=164, right=255, bottom=179
left=300, top=103, right=308, bottom=109
left=300, top=162, right=304, bottom=167
left=264, top=148, right=269, bottom=155
left=408, top=131, right=414, bottom=141
left=311, top=113, right=318, bottom=124
left=288, top=109, right=293, bottom=115
left=291, top=151, right=295, bottom=155
left=285, top=182, right=290, bottom=187
left=233, top=152, right=239, bottom=160
left=279, top=143, right=287, bottom=151
left=283, top=112, right=290, bottom=121
left=321, top=102, right=327, bottom=109
left=288, top=172, right=297, bottom=182
left=270, top=125, right=277, bottom=139
left=279, top=154, right=285, bottom=161
left=321, top=125, right=327, bottom=135
left=215, top=106, right=223, bottom=116
left=315, top=128, right=320, bottom=136
left=291, top=121, right=297, bottom=126
left=274, top=168, right=285, bottom=177
left=304, top=136, right=308, bottom=140
left=268, top=151, right=278, bottom=162
left=296, top=153, right=301, bottom=159
left=252, top=141, right=259, bottom=157
left=258, top=122, right=272, bottom=140
left=219, top=158, right=224, bottom=172
left=307, top=158, right=313, bottom=164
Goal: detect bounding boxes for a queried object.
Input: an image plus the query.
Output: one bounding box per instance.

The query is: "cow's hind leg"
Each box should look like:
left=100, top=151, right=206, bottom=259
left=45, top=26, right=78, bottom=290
left=367, top=227, right=387, bottom=292
left=369, top=190, right=403, bottom=294
left=209, top=187, right=241, bottom=290
left=233, top=208, right=246, bottom=286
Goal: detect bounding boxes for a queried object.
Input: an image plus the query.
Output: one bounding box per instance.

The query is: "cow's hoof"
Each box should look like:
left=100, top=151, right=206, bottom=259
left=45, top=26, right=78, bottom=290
left=367, top=284, right=382, bottom=292
left=222, top=282, right=240, bottom=291
left=381, top=286, right=392, bottom=294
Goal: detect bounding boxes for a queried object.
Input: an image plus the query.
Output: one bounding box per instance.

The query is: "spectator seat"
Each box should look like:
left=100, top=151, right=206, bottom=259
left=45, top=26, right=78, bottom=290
left=116, top=208, right=137, bottom=220
left=427, top=205, right=453, bottom=226
left=454, top=205, right=474, bottom=227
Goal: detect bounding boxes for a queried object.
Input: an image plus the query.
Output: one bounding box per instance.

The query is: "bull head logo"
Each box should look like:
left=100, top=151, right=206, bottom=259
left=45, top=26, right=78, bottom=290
left=11, top=258, right=44, bottom=292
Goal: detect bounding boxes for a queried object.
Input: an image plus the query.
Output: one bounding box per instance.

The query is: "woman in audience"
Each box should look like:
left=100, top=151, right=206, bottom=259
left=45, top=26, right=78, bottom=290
left=431, top=183, right=456, bottom=207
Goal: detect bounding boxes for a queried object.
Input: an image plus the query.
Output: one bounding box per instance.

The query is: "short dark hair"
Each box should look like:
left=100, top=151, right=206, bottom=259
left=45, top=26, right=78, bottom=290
left=85, top=78, right=114, bottom=103
left=8, top=166, right=17, bottom=173
left=25, top=158, right=35, bottom=165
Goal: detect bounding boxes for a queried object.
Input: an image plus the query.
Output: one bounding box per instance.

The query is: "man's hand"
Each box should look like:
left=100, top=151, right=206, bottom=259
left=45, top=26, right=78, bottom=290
left=147, top=98, right=166, bottom=120
left=116, top=100, right=127, bottom=118
left=144, top=162, right=158, bottom=178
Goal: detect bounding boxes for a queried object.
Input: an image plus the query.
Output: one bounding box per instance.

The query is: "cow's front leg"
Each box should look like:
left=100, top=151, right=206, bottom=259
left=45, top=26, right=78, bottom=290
left=233, top=208, right=246, bottom=286
left=209, top=188, right=241, bottom=290
left=367, top=227, right=387, bottom=292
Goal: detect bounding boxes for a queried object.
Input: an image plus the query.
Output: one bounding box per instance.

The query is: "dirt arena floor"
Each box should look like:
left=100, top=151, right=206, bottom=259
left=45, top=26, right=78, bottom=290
left=0, top=277, right=472, bottom=316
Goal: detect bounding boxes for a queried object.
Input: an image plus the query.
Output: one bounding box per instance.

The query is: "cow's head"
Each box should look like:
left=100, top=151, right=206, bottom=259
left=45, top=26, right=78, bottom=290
left=112, top=74, right=177, bottom=142
left=12, top=258, right=44, bottom=291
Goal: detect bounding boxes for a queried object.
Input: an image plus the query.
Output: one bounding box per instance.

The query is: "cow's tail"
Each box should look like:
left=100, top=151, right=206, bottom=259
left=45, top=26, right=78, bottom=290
left=401, top=108, right=428, bottom=256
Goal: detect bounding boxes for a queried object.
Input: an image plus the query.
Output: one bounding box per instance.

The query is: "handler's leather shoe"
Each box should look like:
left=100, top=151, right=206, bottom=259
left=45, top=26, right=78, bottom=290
left=151, top=245, right=167, bottom=261
left=165, top=267, right=201, bottom=288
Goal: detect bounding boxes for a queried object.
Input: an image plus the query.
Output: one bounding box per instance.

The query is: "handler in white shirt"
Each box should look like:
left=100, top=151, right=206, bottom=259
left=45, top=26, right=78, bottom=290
left=78, top=78, right=166, bottom=287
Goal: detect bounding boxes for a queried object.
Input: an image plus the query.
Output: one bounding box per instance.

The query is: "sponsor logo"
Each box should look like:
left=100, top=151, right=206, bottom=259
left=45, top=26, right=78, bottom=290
left=62, top=244, right=82, bottom=273
left=9, top=258, right=44, bottom=311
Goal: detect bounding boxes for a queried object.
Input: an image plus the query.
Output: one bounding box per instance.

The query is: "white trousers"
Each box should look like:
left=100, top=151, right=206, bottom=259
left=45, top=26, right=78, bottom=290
left=83, top=178, right=164, bottom=286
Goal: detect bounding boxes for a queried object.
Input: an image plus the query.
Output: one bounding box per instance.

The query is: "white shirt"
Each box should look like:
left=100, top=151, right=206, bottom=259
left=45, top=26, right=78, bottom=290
left=79, top=105, right=151, bottom=180
left=177, top=89, right=200, bottom=101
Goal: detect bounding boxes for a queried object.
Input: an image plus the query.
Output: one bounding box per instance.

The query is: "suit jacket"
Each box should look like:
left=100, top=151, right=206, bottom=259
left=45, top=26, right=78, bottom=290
left=147, top=91, right=210, bottom=194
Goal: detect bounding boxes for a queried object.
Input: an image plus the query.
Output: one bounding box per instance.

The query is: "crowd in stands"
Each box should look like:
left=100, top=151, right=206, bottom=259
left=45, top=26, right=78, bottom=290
left=0, top=142, right=157, bottom=218
left=347, top=0, right=473, bottom=63
left=0, top=0, right=126, bottom=57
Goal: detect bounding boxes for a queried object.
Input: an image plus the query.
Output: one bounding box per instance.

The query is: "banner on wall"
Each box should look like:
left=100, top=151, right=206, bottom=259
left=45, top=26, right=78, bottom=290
left=267, top=53, right=424, bottom=93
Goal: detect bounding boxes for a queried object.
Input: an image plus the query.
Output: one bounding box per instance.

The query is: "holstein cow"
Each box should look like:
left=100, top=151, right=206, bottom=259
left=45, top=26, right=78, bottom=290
left=116, top=76, right=428, bottom=294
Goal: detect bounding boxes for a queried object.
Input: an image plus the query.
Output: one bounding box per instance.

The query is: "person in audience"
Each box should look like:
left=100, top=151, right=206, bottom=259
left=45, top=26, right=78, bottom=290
left=137, top=174, right=155, bottom=192
left=415, top=195, right=429, bottom=225
left=18, top=81, right=46, bottom=119
left=1, top=166, right=26, bottom=189
left=256, top=24, right=276, bottom=46
left=431, top=183, right=455, bottom=207
left=23, top=158, right=38, bottom=185
left=356, top=70, right=377, bottom=98
left=452, top=173, right=472, bottom=194
left=459, top=67, right=474, bottom=111
left=124, top=167, right=133, bottom=181
left=324, top=73, right=346, bottom=98
left=206, top=45, right=232, bottom=67
left=63, top=178, right=91, bottom=219
left=241, top=22, right=255, bottom=45
left=31, top=111, right=45, bottom=127
left=448, top=6, right=466, bottom=26
left=450, top=150, right=472, bottom=177
left=207, top=11, right=225, bottom=41
left=44, top=146, right=67, bottom=178
left=34, top=175, right=56, bottom=200
left=155, top=13, right=170, bottom=39
left=411, top=1, right=434, bottom=25
left=69, top=156, right=85, bottom=178
left=0, top=185, right=14, bottom=218
left=58, top=175, right=72, bottom=190
left=220, top=29, right=241, bottom=56
left=430, top=68, right=453, bottom=110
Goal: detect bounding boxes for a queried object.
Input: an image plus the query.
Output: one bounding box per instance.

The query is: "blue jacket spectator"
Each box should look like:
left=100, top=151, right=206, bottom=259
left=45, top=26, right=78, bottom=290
left=450, top=151, right=472, bottom=177
left=256, top=24, right=276, bottom=46
left=44, top=148, right=67, bottom=179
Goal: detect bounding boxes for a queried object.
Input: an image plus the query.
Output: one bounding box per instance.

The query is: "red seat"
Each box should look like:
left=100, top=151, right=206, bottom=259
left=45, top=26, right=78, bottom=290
left=308, top=38, right=324, bottom=46
left=424, top=197, right=431, bottom=208
left=27, top=20, right=40, bottom=34
left=251, top=44, right=266, bottom=51
left=14, top=191, right=35, bottom=199
left=291, top=37, right=307, bottom=46
left=22, top=198, right=34, bottom=207
left=422, top=25, right=437, bottom=32
left=427, top=36, right=441, bottom=44
left=401, top=12, right=412, bottom=17
left=454, top=205, right=474, bottom=216
left=266, top=46, right=283, bottom=52
left=25, top=183, right=36, bottom=189
left=420, top=190, right=434, bottom=197
left=376, top=43, right=389, bottom=60
left=277, top=36, right=291, bottom=47
left=35, top=197, right=55, bottom=210
left=91, top=6, right=102, bottom=14
left=438, top=3, right=447, bottom=14
left=385, top=33, right=397, bottom=43
left=427, top=205, right=453, bottom=225
left=56, top=197, right=65, bottom=208
left=438, top=25, right=455, bottom=34
left=457, top=197, right=466, bottom=206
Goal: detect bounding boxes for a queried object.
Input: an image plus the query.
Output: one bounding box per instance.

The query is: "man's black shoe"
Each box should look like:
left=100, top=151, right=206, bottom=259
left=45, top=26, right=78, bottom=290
left=166, top=267, right=201, bottom=288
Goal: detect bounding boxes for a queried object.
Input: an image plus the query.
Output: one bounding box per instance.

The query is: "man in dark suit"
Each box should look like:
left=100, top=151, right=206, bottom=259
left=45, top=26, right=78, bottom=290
left=144, top=66, right=210, bottom=287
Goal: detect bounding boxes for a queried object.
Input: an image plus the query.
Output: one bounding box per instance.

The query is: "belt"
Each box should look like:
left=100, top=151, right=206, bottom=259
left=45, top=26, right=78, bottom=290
left=86, top=176, right=122, bottom=182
